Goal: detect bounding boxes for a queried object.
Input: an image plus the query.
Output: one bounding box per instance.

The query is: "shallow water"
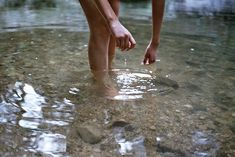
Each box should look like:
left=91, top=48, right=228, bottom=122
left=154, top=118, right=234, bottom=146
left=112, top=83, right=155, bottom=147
left=0, top=0, right=235, bottom=157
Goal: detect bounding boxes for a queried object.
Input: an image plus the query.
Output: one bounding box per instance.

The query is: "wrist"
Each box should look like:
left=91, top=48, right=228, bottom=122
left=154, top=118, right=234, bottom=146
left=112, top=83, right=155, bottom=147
left=108, top=18, right=119, bottom=28
left=108, top=19, right=120, bottom=34
left=149, top=39, right=160, bottom=49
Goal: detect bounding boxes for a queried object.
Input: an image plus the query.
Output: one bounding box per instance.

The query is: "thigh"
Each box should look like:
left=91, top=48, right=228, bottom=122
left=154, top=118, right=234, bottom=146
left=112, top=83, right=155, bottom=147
left=79, top=0, right=107, bottom=31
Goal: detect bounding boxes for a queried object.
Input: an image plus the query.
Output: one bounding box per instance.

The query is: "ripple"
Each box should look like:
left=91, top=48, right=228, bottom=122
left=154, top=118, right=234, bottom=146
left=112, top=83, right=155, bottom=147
left=114, top=127, right=147, bottom=157
left=109, top=69, right=178, bottom=100
left=192, top=131, right=219, bottom=157
left=32, top=133, right=67, bottom=157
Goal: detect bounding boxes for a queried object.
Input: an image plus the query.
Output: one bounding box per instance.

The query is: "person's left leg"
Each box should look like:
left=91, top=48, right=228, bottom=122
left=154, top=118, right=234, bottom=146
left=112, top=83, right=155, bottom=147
left=108, top=0, right=120, bottom=69
left=79, top=0, right=120, bottom=97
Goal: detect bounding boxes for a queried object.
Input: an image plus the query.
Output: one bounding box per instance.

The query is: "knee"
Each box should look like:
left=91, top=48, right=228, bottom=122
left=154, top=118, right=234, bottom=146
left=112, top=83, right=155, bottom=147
left=89, top=25, right=111, bottom=41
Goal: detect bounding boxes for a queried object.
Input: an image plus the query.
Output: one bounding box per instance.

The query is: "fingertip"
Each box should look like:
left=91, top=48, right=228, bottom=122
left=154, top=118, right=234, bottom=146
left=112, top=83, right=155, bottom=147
left=143, top=58, right=147, bottom=65
left=130, top=36, right=136, bottom=46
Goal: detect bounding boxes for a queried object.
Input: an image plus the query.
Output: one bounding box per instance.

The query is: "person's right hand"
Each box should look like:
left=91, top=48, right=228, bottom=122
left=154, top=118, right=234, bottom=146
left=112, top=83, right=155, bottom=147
left=109, top=20, right=136, bottom=51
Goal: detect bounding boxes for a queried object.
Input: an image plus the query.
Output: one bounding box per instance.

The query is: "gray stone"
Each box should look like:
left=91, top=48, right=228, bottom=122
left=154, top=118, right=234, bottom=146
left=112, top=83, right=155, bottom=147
left=77, top=125, right=103, bottom=144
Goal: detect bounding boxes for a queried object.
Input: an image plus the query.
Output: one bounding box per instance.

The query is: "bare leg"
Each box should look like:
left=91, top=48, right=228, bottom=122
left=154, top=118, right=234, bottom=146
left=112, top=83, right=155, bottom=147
left=79, top=0, right=110, bottom=71
left=79, top=0, right=118, bottom=97
left=108, top=0, right=120, bottom=69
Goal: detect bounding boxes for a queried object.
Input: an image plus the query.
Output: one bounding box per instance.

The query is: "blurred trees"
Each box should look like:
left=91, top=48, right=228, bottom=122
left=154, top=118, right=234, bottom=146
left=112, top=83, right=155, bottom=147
left=3, top=0, right=56, bottom=9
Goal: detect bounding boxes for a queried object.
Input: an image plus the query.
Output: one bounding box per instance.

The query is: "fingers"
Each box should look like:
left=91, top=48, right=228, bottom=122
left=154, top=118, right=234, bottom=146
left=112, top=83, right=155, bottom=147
left=120, top=38, right=125, bottom=50
left=116, top=39, right=120, bottom=48
left=123, top=35, right=129, bottom=51
left=143, top=58, right=156, bottom=65
left=143, top=58, right=147, bottom=65
left=143, top=54, right=149, bottom=65
left=129, top=35, right=136, bottom=49
left=143, top=54, right=156, bottom=65
left=116, top=34, right=136, bottom=51
left=120, top=35, right=128, bottom=51
left=149, top=59, right=156, bottom=64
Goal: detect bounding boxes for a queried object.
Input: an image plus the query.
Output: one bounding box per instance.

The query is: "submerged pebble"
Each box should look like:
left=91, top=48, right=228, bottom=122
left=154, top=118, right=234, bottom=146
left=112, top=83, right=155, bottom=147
left=232, top=113, right=235, bottom=118
left=77, top=124, right=103, bottom=144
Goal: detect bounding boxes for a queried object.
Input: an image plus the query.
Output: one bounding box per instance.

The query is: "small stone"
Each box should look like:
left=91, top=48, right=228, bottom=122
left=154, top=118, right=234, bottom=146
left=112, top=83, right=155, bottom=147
left=232, top=113, right=235, bottom=117
left=77, top=124, right=103, bottom=144
left=199, top=116, right=206, bottom=120
left=93, top=148, right=101, bottom=153
left=184, top=104, right=193, bottom=109
left=175, top=110, right=181, bottom=113
left=149, top=125, right=156, bottom=131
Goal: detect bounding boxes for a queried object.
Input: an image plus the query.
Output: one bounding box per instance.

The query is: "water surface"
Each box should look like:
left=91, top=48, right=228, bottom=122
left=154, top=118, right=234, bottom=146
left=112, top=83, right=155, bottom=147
left=0, top=0, right=235, bottom=157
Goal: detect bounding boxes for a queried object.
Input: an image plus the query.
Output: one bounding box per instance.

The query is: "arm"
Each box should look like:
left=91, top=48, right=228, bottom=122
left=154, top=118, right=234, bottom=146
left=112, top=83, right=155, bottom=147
left=94, top=0, right=136, bottom=51
left=143, top=0, right=165, bottom=64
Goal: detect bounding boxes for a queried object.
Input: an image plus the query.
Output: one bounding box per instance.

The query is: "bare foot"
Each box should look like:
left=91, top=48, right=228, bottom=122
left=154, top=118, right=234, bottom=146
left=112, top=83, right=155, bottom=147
left=92, top=70, right=118, bottom=99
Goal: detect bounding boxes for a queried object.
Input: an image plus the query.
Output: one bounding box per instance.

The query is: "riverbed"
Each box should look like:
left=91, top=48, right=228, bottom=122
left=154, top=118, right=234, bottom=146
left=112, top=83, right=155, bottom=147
left=0, top=0, right=234, bottom=157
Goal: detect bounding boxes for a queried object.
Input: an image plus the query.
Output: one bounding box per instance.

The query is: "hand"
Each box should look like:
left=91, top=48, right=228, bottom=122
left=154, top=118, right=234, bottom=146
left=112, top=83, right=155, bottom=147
left=143, top=42, right=158, bottom=65
left=109, top=20, right=136, bottom=51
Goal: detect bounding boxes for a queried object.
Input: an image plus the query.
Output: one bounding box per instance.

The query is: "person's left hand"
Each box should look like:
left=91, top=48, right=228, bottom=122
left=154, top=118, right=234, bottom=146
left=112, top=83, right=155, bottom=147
left=143, top=43, right=158, bottom=64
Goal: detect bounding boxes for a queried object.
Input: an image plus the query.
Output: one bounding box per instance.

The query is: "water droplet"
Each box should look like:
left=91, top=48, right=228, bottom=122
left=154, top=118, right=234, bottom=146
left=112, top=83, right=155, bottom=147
left=156, top=137, right=161, bottom=142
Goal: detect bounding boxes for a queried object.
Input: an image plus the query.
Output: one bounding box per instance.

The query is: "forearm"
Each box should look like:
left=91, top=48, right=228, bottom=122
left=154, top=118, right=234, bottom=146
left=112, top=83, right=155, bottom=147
left=151, top=0, right=165, bottom=46
left=94, top=0, right=118, bottom=26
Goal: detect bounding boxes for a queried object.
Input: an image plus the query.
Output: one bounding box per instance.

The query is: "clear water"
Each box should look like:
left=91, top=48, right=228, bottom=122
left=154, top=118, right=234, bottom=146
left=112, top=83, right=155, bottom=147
left=0, top=0, right=235, bottom=157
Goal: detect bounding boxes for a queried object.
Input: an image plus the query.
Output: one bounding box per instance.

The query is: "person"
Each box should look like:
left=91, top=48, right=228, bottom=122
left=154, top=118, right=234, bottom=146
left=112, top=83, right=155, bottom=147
left=79, top=0, right=165, bottom=97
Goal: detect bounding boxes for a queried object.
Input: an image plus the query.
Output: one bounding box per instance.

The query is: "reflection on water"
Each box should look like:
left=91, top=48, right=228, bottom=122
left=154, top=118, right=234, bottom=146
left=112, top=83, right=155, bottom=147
left=0, top=0, right=234, bottom=32
left=166, top=0, right=234, bottom=17
left=32, top=133, right=67, bottom=156
left=192, top=131, right=219, bottom=157
left=114, top=127, right=147, bottom=157
left=0, top=0, right=234, bottom=157
left=0, top=82, right=74, bottom=156
left=20, top=82, right=45, bottom=118
left=0, top=82, right=45, bottom=125
left=0, top=0, right=87, bottom=32
left=109, top=69, right=177, bottom=100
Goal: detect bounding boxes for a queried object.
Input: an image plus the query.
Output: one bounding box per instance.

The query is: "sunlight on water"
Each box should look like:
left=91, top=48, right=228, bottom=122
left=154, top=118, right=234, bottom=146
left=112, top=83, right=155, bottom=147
left=192, top=131, right=219, bottom=157
left=32, top=133, right=67, bottom=157
left=21, top=83, right=46, bottom=118
left=109, top=69, right=176, bottom=100
left=5, top=82, right=46, bottom=129
left=114, top=127, right=147, bottom=157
